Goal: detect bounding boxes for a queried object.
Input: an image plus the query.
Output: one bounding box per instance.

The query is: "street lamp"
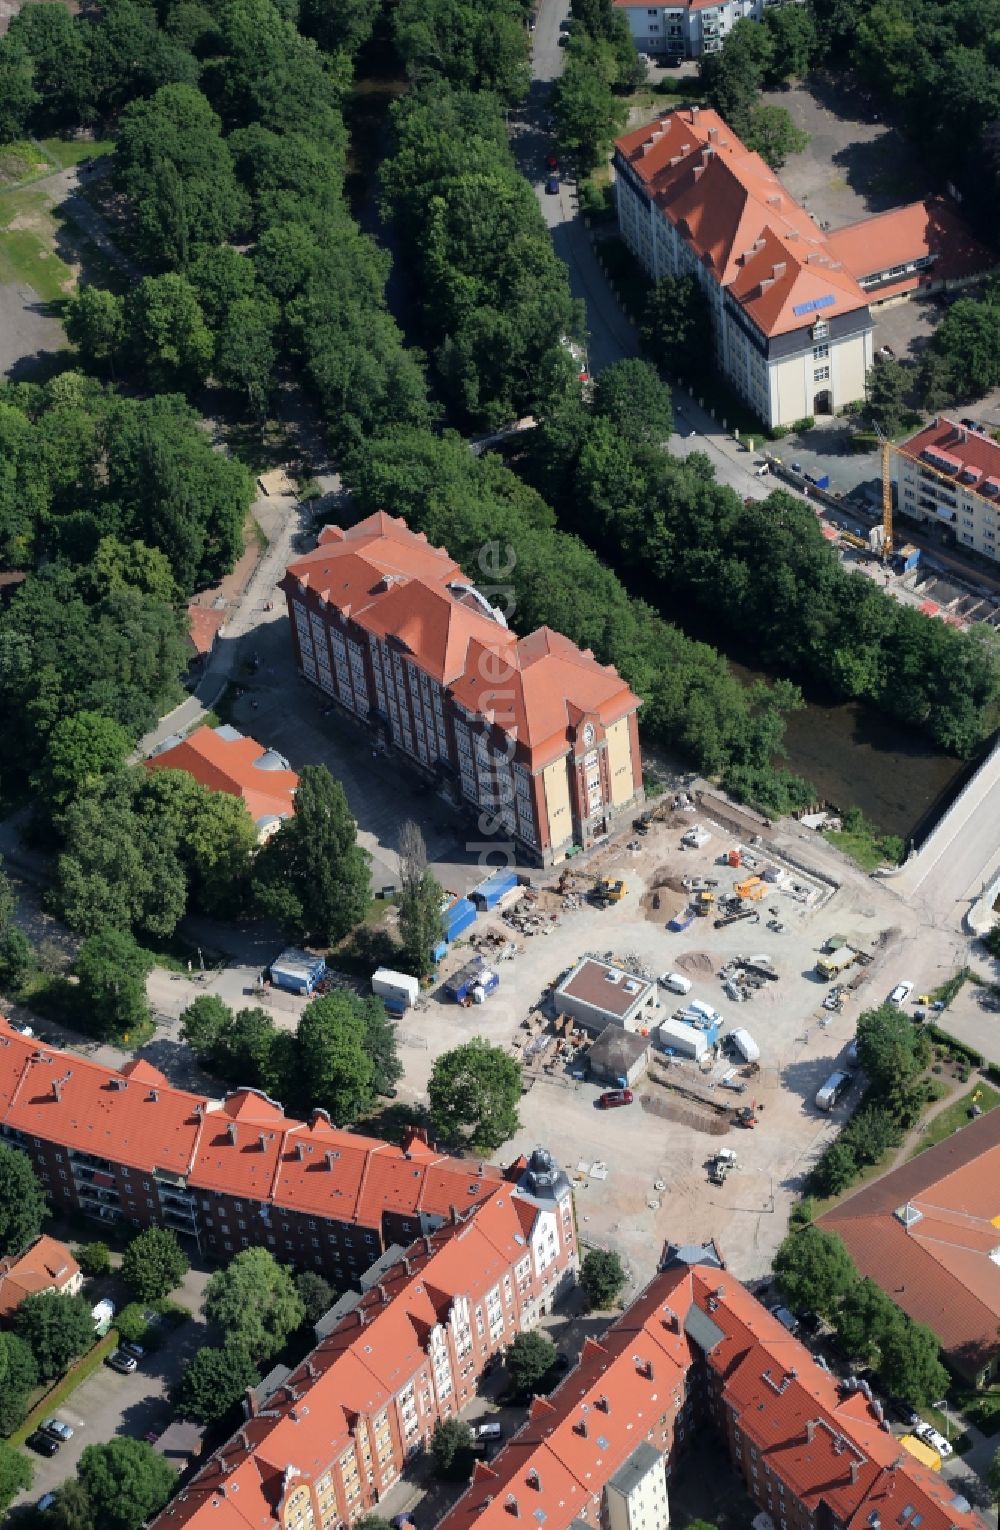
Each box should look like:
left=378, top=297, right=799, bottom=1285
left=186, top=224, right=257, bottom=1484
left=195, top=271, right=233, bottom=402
left=932, top=1399, right=952, bottom=1439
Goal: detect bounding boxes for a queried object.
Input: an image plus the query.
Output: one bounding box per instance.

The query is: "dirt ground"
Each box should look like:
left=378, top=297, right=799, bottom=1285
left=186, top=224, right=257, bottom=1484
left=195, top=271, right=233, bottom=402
left=389, top=810, right=916, bottom=1298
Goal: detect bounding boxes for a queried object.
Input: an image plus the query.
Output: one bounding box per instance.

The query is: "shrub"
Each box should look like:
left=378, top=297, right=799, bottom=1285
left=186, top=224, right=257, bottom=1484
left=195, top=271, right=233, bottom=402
left=75, top=1241, right=113, bottom=1278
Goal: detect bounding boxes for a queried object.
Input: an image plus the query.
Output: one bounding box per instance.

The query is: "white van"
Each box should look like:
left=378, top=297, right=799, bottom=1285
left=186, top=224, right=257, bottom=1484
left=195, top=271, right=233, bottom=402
left=815, top=1070, right=853, bottom=1111
left=477, top=1422, right=503, bottom=1441
left=660, top=972, right=692, bottom=995
left=729, top=1028, right=760, bottom=1063
left=688, top=999, right=719, bottom=1023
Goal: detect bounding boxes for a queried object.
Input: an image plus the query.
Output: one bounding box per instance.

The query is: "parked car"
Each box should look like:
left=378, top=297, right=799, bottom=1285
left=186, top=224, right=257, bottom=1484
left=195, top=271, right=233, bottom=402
left=122, top=1341, right=147, bottom=1359
left=9, top=1019, right=33, bottom=1036
left=796, top=1311, right=822, bottom=1337
left=106, top=1349, right=139, bottom=1375
left=477, top=1421, right=503, bottom=1441
left=769, top=1304, right=799, bottom=1335
left=597, top=1089, right=633, bottom=1109
left=886, top=1396, right=921, bottom=1427
left=41, top=1417, right=74, bottom=1442
left=888, top=981, right=913, bottom=1006
left=546, top=152, right=559, bottom=171
left=915, top=1422, right=953, bottom=1458
left=546, top=175, right=559, bottom=194
left=27, top=1429, right=60, bottom=1457
left=38, top=1494, right=58, bottom=1512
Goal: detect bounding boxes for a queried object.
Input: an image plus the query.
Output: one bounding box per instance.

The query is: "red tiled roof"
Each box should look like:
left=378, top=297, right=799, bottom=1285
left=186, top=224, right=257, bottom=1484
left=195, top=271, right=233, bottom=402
left=0, top=1235, right=80, bottom=1321
left=285, top=514, right=640, bottom=771
left=819, top=1106, right=1000, bottom=1379
left=900, top=417, right=1000, bottom=495
left=152, top=1189, right=550, bottom=1530
left=146, top=725, right=299, bottom=835
left=826, top=199, right=992, bottom=286
left=0, top=1020, right=501, bottom=1231
left=186, top=606, right=225, bottom=656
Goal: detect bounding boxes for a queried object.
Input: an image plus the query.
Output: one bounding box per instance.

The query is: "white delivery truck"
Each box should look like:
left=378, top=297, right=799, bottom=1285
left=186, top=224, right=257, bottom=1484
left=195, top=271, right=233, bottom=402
left=372, top=968, right=420, bottom=1015
left=729, top=1028, right=760, bottom=1063
left=658, top=1018, right=709, bottom=1061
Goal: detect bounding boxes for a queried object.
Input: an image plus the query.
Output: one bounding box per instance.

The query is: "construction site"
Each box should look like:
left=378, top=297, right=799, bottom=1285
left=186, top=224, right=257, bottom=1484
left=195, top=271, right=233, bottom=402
left=395, top=791, right=913, bottom=1295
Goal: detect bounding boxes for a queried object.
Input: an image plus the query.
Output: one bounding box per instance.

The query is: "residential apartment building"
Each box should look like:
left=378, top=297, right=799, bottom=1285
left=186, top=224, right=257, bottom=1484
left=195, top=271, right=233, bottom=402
left=0, top=1020, right=519, bottom=1283
left=149, top=1154, right=578, bottom=1530
left=894, top=417, right=1000, bottom=565
left=280, top=513, right=643, bottom=865
left=614, top=0, right=799, bottom=61
left=614, top=110, right=989, bottom=428
left=439, top=1248, right=987, bottom=1530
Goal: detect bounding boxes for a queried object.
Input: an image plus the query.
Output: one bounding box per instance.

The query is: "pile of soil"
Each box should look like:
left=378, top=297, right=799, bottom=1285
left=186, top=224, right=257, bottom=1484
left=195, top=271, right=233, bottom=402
left=640, top=886, right=687, bottom=924
left=675, top=951, right=715, bottom=977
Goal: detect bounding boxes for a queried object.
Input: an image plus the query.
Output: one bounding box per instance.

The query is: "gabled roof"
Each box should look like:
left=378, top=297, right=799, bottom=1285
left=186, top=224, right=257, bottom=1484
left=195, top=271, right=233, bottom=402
left=0, top=1020, right=501, bottom=1230
left=152, top=1189, right=547, bottom=1530
left=145, top=725, right=299, bottom=835
left=0, top=1235, right=80, bottom=1321
left=826, top=198, right=992, bottom=285
left=899, top=417, right=1000, bottom=501
left=819, top=1106, right=1000, bottom=1377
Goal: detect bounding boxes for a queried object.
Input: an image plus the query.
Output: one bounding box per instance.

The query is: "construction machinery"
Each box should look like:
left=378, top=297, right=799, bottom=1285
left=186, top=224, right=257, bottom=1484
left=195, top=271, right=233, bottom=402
left=693, top=890, right=716, bottom=917
left=735, top=876, right=766, bottom=902
left=875, top=422, right=893, bottom=558
left=733, top=1103, right=758, bottom=1129
left=557, top=872, right=625, bottom=908
left=714, top=908, right=760, bottom=930
left=708, top=1148, right=738, bottom=1185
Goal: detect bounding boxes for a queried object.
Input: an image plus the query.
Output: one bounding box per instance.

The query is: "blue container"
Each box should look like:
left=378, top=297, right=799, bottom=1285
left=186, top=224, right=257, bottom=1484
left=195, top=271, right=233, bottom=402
left=443, top=897, right=477, bottom=942
left=431, top=941, right=448, bottom=966
left=471, top=871, right=519, bottom=911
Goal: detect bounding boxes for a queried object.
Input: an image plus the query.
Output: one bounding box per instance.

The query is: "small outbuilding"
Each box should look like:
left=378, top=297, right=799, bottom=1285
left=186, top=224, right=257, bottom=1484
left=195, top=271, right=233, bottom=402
left=553, top=957, right=659, bottom=1035
left=588, top=1025, right=650, bottom=1088
left=270, top=948, right=327, bottom=995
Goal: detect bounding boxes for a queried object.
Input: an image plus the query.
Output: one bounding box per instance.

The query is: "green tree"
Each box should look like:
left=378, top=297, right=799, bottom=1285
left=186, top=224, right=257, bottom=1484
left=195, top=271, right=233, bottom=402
left=90, top=537, right=178, bottom=605
left=180, top=994, right=233, bottom=1063
left=864, top=357, right=909, bottom=435
left=74, top=928, right=153, bottom=1040
left=121, top=1226, right=190, bottom=1301
left=294, top=1270, right=334, bottom=1324
left=0, top=1439, right=32, bottom=1513
left=172, top=1340, right=259, bottom=1424
left=986, top=1446, right=1000, bottom=1510
left=878, top=1319, right=949, bottom=1406
left=255, top=764, right=369, bottom=945
left=215, top=295, right=278, bottom=415
left=763, top=2, right=817, bottom=82
left=32, top=710, right=130, bottom=815
left=925, top=297, right=1000, bottom=401
left=430, top=1416, right=475, bottom=1478
left=57, top=780, right=188, bottom=941
left=295, top=992, right=375, bottom=1123
left=7, top=3, right=91, bottom=130
left=115, top=84, right=249, bottom=270
left=841, top=1103, right=902, bottom=1167
left=0, top=35, right=37, bottom=143
left=700, top=18, right=774, bottom=136
left=0, top=1141, right=47, bottom=1256
left=551, top=37, right=628, bottom=173
left=202, top=1247, right=305, bottom=1362
left=0, top=1329, right=38, bottom=1434
left=580, top=1247, right=627, bottom=1309
left=983, top=923, right=1000, bottom=959
left=42, top=1479, right=94, bottom=1530
left=14, top=1291, right=94, bottom=1380
left=74, top=1241, right=112, bottom=1278
left=65, top=288, right=125, bottom=374
left=397, top=819, right=444, bottom=978
left=833, top=1277, right=902, bottom=1364
left=124, top=274, right=214, bottom=391
left=361, top=996, right=403, bottom=1098
left=428, top=1038, right=521, bottom=1153
left=640, top=273, right=712, bottom=382
left=743, top=104, right=809, bottom=168
left=394, top=0, right=529, bottom=100
left=227, top=1006, right=287, bottom=1099
left=0, top=926, right=33, bottom=992
left=594, top=359, right=672, bottom=448
left=506, top=1330, right=557, bottom=1394
left=855, top=1003, right=929, bottom=1104
left=773, top=1225, right=854, bottom=1316
left=810, top=1140, right=858, bottom=1197
left=354, top=1518, right=394, bottom=1530
left=77, top=1439, right=175, bottom=1530
left=299, top=0, right=380, bottom=54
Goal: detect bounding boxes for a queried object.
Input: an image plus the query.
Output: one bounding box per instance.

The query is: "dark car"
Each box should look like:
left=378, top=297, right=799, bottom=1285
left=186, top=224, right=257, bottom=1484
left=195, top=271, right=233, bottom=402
left=27, top=1430, right=60, bottom=1457
left=554, top=1350, right=571, bottom=1370
left=546, top=152, right=559, bottom=171
left=546, top=175, right=559, bottom=194
left=796, top=1310, right=822, bottom=1337
left=598, top=1088, right=634, bottom=1109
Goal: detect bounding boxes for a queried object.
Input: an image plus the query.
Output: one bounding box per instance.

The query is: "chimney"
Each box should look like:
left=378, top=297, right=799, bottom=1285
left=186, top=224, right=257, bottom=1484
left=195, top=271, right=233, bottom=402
left=708, top=126, right=718, bottom=142
left=701, top=147, right=713, bottom=164
left=227, top=1122, right=238, bottom=1145
left=258, top=1133, right=269, bottom=1151
left=506, top=1495, right=520, bottom=1518
left=527, top=1470, right=542, bottom=1491
left=237, top=1428, right=250, bottom=1453
left=595, top=1395, right=610, bottom=1413
left=767, top=194, right=782, bottom=207
left=324, top=1150, right=338, bottom=1170
left=806, top=1419, right=816, bottom=1443
left=693, top=166, right=705, bottom=182
left=689, top=106, right=699, bottom=122
left=574, top=1417, right=588, bottom=1438
left=148, top=1089, right=158, bottom=1102
left=244, top=1385, right=258, bottom=1418
left=772, top=262, right=786, bottom=279
left=849, top=1461, right=862, bottom=1485
left=759, top=277, right=775, bottom=293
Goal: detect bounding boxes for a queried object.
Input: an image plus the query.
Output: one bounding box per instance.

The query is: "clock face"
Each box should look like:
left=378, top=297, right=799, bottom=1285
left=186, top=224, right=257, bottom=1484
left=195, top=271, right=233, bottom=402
left=582, top=723, right=595, bottom=747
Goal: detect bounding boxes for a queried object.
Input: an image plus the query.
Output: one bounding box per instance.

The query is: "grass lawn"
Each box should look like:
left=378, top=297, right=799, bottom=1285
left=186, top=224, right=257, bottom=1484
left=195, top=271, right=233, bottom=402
left=0, top=187, right=74, bottom=301
left=822, top=827, right=903, bottom=873
left=10, top=1331, right=118, bottom=1447
left=39, top=136, right=115, bottom=170
left=912, top=1082, right=1000, bottom=1155
left=954, top=1387, right=1000, bottom=1436
left=0, top=140, right=50, bottom=188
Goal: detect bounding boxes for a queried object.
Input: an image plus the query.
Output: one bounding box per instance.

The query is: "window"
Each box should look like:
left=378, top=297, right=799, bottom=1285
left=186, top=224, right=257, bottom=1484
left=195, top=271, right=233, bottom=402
left=812, top=343, right=829, bottom=360
left=814, top=366, right=830, bottom=382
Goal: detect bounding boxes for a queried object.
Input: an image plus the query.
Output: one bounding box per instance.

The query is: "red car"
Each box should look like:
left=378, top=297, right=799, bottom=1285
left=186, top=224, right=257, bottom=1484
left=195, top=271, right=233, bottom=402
left=546, top=152, right=559, bottom=171
left=598, top=1089, right=633, bottom=1109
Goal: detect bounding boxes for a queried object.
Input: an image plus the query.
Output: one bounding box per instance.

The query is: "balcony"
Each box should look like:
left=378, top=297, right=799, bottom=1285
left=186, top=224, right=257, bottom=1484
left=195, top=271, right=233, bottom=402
left=163, top=1208, right=199, bottom=1237
left=69, top=1149, right=115, bottom=1173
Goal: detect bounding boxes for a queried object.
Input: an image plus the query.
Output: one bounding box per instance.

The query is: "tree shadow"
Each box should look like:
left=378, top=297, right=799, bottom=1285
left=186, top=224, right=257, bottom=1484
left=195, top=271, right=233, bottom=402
left=830, top=134, right=923, bottom=215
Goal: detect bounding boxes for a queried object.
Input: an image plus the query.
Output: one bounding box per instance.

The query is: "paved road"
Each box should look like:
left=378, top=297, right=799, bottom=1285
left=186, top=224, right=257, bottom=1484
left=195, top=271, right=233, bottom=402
left=890, top=738, right=1000, bottom=920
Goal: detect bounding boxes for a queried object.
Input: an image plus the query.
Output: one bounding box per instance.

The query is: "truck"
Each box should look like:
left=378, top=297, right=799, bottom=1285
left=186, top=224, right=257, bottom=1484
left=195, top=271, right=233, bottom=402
left=371, top=968, right=420, bottom=1015
left=657, top=1018, right=709, bottom=1061
left=815, top=945, right=858, bottom=980
left=709, top=1147, right=738, bottom=1184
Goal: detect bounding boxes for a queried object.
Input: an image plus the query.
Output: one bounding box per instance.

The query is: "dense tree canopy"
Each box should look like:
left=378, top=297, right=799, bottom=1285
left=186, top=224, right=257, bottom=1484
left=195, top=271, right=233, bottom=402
left=0, top=1330, right=38, bottom=1435
left=394, top=0, right=530, bottom=101
left=254, top=764, right=370, bottom=945
left=203, top=1248, right=305, bottom=1362
left=173, top=1340, right=259, bottom=1423
left=773, top=1226, right=855, bottom=1316
left=428, top=1037, right=522, bottom=1152
left=0, top=1142, right=47, bottom=1257
left=121, top=1227, right=190, bottom=1301
left=14, top=1292, right=94, bottom=1380
left=77, top=1439, right=175, bottom=1530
